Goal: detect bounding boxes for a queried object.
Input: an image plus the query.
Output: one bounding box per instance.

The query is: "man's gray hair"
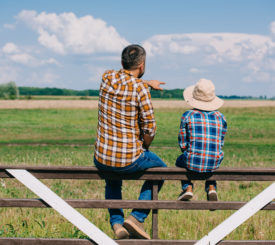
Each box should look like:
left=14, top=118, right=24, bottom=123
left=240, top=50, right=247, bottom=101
left=121, top=44, right=146, bottom=70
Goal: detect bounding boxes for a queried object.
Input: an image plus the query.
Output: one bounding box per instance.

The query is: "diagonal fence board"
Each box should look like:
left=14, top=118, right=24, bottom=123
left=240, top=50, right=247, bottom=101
left=6, top=169, right=118, bottom=245
left=195, top=182, right=275, bottom=245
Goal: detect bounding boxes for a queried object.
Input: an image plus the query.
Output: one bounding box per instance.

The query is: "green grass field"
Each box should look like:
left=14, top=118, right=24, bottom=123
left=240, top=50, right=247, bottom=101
left=0, top=107, right=274, bottom=240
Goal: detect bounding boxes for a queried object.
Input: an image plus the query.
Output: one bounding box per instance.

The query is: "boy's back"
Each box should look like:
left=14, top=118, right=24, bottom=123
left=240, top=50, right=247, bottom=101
left=178, top=109, right=227, bottom=172
left=176, top=78, right=227, bottom=201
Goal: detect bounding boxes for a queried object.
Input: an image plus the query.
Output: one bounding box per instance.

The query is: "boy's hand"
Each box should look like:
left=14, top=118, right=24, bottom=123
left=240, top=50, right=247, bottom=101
left=146, top=80, right=165, bottom=91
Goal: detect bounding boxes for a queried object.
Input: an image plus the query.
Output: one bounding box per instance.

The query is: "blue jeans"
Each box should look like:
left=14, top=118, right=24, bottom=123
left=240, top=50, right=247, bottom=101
left=175, top=154, right=217, bottom=192
left=94, top=151, right=167, bottom=227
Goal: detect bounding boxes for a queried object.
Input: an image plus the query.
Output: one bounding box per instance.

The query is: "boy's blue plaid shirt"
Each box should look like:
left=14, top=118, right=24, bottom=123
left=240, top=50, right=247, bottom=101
left=178, top=109, right=227, bottom=172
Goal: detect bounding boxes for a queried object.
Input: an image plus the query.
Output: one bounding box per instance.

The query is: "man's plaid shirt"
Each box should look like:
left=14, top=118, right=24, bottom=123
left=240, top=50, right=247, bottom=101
left=178, top=109, right=227, bottom=172
left=94, top=69, right=156, bottom=167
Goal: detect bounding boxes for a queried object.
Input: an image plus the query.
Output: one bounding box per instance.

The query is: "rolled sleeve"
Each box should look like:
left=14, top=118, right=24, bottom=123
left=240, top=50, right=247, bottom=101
left=137, top=83, right=156, bottom=137
left=221, top=116, right=227, bottom=148
left=178, top=116, right=188, bottom=152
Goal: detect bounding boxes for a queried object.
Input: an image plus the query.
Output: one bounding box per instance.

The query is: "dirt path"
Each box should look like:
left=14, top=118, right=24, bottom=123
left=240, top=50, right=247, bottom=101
left=0, top=100, right=274, bottom=109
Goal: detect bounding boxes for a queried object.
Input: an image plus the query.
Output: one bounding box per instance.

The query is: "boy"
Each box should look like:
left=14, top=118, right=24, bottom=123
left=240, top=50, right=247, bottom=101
left=176, top=78, right=227, bottom=201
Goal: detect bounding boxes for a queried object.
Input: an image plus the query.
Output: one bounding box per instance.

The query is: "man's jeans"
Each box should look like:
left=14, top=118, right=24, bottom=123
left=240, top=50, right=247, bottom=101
left=94, top=151, right=167, bottom=227
left=175, top=154, right=217, bottom=192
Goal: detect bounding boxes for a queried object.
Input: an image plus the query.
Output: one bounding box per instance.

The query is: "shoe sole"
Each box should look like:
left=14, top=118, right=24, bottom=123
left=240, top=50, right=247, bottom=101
left=178, top=191, right=193, bottom=201
left=115, top=227, right=130, bottom=239
left=207, top=190, right=218, bottom=201
left=123, top=219, right=150, bottom=239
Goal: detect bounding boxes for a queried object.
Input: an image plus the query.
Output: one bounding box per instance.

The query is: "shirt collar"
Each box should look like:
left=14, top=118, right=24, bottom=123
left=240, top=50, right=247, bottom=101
left=120, top=69, right=134, bottom=77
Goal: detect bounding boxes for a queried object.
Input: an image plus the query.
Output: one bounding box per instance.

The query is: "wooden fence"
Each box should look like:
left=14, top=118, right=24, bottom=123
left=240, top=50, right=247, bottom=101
left=0, top=166, right=274, bottom=245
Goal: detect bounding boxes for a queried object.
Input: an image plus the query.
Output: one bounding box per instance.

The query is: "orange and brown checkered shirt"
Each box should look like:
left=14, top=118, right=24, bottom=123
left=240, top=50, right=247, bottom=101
left=94, top=69, right=156, bottom=167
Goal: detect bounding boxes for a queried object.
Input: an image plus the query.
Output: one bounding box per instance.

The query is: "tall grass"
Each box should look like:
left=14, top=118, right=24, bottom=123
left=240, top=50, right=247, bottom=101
left=0, top=107, right=274, bottom=240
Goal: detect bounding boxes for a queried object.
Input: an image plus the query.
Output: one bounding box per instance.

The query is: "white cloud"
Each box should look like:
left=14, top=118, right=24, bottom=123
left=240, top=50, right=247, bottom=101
left=0, top=66, right=18, bottom=84
left=169, top=42, right=198, bottom=54
left=143, top=33, right=272, bottom=63
left=143, top=31, right=275, bottom=85
left=16, top=10, right=129, bottom=55
left=40, top=58, right=61, bottom=66
left=2, top=43, right=20, bottom=54
left=38, top=28, right=65, bottom=54
left=2, top=42, right=60, bottom=67
left=9, top=53, right=35, bottom=65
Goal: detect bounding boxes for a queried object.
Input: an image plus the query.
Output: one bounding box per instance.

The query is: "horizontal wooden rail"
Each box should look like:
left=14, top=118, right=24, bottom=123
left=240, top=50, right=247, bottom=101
left=1, top=166, right=275, bottom=181
left=0, top=198, right=274, bottom=210
left=1, top=166, right=274, bottom=244
left=0, top=238, right=275, bottom=245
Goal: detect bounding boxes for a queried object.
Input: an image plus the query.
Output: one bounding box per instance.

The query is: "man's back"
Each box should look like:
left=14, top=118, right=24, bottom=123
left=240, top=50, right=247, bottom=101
left=95, top=69, right=156, bottom=167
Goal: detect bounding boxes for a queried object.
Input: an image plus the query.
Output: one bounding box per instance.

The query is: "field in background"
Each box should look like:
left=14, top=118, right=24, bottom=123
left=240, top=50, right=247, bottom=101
left=0, top=106, right=274, bottom=240
left=0, top=99, right=275, bottom=109
left=19, top=95, right=99, bottom=100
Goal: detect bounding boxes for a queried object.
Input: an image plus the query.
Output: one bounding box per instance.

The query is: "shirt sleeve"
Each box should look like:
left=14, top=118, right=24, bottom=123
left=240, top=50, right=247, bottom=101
left=178, top=113, right=188, bottom=152
left=221, top=115, right=227, bottom=148
left=137, top=83, right=156, bottom=137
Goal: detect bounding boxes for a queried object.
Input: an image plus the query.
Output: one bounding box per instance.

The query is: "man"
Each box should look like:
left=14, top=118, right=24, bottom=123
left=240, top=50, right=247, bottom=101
left=94, top=44, right=167, bottom=240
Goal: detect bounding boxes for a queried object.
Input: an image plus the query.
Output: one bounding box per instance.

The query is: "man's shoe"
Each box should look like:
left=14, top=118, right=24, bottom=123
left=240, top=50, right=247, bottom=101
left=112, top=223, right=129, bottom=239
left=207, top=185, right=218, bottom=201
left=123, top=215, right=150, bottom=239
left=178, top=185, right=193, bottom=201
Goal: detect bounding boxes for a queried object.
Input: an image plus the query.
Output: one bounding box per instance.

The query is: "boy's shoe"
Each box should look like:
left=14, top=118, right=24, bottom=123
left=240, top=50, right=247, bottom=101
left=123, top=215, right=150, bottom=239
left=112, top=223, right=129, bottom=239
left=178, top=185, right=193, bottom=201
left=207, top=185, right=218, bottom=201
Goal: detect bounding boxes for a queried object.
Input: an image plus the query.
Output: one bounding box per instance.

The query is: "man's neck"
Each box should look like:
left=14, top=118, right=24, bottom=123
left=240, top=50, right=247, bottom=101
left=127, top=68, right=140, bottom=78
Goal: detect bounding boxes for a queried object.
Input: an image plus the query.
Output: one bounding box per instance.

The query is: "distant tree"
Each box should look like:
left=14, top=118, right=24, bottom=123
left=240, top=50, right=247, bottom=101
left=18, top=86, right=100, bottom=97
left=0, top=81, right=19, bottom=99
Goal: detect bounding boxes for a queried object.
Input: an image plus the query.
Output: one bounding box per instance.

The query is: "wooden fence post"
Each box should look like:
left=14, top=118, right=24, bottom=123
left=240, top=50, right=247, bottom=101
left=152, top=181, right=159, bottom=239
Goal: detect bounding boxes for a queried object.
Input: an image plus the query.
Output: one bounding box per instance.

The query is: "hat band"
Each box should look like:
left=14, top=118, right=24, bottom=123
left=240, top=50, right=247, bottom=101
left=193, top=93, right=215, bottom=102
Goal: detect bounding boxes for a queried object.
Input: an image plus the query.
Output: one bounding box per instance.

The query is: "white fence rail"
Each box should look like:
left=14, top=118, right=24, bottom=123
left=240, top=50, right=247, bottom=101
left=7, top=169, right=118, bottom=245
left=195, top=182, right=275, bottom=245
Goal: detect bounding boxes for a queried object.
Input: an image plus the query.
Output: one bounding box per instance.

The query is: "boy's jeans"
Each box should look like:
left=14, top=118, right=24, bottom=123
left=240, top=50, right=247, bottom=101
left=175, top=154, right=217, bottom=192
left=94, top=151, right=167, bottom=227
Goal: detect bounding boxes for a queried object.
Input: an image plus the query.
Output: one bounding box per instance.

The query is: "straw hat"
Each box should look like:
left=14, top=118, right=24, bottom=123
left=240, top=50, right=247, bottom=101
left=183, top=78, right=224, bottom=111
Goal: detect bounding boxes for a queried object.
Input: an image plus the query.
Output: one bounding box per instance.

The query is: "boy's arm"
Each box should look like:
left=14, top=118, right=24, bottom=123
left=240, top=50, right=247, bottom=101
left=221, top=117, right=227, bottom=148
left=178, top=116, right=188, bottom=152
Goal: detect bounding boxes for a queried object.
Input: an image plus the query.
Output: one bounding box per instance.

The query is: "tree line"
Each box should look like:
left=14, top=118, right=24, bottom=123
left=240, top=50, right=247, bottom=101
left=16, top=86, right=274, bottom=100
left=0, top=82, right=272, bottom=100
left=18, top=86, right=185, bottom=99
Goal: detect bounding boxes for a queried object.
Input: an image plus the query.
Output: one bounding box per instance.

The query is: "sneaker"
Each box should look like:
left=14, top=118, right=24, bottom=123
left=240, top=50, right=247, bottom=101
left=178, top=185, right=193, bottom=201
left=123, top=215, right=150, bottom=239
left=112, top=223, right=129, bottom=239
left=207, top=185, right=218, bottom=201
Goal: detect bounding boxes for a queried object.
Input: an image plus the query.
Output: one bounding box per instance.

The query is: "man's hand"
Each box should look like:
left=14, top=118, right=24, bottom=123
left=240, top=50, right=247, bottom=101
left=143, top=133, right=154, bottom=150
left=146, top=80, right=165, bottom=91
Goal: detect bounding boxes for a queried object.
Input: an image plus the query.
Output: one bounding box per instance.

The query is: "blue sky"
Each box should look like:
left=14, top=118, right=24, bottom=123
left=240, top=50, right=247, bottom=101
left=0, top=0, right=275, bottom=96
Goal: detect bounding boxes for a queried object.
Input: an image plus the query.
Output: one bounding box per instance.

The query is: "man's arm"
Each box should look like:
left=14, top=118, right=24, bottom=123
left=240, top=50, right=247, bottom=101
left=144, top=80, right=165, bottom=91
left=142, top=132, right=154, bottom=150
left=137, top=83, right=156, bottom=150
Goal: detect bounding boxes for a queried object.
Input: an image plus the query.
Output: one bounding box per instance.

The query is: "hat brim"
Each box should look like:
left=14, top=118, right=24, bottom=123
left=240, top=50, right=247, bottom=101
left=183, top=85, right=224, bottom=111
